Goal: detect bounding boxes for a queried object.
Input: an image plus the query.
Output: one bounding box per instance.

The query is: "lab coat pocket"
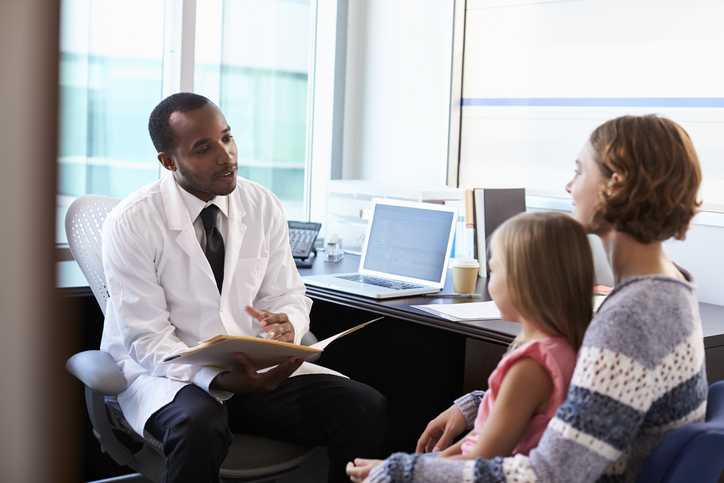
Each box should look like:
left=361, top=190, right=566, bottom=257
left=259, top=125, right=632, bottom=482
left=233, top=257, right=269, bottom=307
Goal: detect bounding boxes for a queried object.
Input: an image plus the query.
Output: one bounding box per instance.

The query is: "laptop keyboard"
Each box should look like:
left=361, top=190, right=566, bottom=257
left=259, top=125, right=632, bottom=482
left=336, top=274, right=424, bottom=290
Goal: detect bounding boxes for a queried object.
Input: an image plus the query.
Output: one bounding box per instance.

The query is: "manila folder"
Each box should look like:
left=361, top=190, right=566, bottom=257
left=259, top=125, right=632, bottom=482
left=163, top=316, right=383, bottom=370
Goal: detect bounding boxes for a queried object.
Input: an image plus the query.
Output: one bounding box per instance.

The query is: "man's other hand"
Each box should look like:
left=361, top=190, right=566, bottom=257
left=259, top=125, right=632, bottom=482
left=211, top=353, right=303, bottom=394
left=246, top=305, right=296, bottom=343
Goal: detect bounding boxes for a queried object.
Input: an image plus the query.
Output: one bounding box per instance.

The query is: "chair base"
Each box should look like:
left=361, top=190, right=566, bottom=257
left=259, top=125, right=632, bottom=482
left=220, top=434, right=320, bottom=480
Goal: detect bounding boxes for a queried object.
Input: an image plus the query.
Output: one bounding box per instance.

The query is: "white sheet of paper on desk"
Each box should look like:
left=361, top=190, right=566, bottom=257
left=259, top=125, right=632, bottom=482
left=411, top=301, right=501, bottom=321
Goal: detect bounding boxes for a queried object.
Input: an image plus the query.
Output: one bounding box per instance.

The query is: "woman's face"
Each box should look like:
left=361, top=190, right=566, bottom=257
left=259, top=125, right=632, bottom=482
left=565, top=141, right=608, bottom=233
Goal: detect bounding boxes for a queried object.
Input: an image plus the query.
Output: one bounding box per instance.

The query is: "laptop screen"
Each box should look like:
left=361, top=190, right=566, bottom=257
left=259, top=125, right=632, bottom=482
left=361, top=201, right=456, bottom=283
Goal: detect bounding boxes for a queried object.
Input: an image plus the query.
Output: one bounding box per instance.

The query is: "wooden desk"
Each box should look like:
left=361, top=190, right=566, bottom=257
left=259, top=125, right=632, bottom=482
left=298, top=254, right=724, bottom=379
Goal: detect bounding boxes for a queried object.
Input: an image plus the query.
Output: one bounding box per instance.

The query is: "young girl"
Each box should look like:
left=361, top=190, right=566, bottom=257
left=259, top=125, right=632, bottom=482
left=437, top=211, right=594, bottom=460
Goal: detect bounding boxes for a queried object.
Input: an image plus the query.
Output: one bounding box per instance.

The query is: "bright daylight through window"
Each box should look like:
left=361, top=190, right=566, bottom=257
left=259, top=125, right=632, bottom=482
left=58, top=0, right=312, bottom=243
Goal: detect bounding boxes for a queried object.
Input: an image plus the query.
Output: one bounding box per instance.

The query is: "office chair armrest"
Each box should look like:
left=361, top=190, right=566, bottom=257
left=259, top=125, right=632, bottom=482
left=300, top=331, right=320, bottom=363
left=66, top=350, right=127, bottom=396
left=300, top=331, right=318, bottom=346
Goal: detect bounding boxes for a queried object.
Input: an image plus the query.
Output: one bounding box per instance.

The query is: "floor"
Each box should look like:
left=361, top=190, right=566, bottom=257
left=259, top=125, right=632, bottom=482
left=90, top=450, right=329, bottom=483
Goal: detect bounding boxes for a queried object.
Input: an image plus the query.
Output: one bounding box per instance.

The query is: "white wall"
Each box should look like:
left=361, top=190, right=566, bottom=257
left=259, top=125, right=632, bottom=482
left=342, top=0, right=454, bottom=186
left=664, top=222, right=724, bottom=306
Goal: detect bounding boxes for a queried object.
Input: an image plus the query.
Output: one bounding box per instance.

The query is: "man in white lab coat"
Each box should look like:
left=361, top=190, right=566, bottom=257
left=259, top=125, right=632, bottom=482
left=100, top=92, right=387, bottom=483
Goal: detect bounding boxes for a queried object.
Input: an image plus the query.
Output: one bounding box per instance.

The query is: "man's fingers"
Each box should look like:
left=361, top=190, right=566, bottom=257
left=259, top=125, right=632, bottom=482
left=269, top=322, right=295, bottom=341
left=269, top=357, right=303, bottom=378
left=234, top=352, right=255, bottom=372
left=245, top=305, right=270, bottom=322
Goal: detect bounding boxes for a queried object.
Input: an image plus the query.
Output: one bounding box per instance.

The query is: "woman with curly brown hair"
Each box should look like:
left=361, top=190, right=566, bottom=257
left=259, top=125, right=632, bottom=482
left=348, top=115, right=707, bottom=483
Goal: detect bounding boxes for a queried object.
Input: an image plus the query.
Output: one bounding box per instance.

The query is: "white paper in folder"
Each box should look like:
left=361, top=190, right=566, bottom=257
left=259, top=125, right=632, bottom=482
left=412, top=301, right=501, bottom=322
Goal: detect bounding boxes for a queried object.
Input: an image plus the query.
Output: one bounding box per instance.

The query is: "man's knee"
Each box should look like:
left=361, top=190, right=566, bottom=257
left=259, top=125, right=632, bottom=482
left=337, top=379, right=388, bottom=428
left=151, top=386, right=232, bottom=451
left=173, top=401, right=229, bottom=444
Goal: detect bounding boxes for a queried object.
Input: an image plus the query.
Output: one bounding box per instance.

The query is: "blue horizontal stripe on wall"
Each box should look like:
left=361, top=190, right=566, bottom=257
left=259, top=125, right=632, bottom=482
left=462, top=98, right=724, bottom=108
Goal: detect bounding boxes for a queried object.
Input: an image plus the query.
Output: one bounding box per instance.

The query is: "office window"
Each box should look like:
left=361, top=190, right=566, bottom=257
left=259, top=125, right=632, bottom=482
left=58, top=0, right=165, bottom=242
left=195, top=0, right=311, bottom=222
left=58, top=0, right=313, bottom=243
left=457, top=0, right=724, bottom=212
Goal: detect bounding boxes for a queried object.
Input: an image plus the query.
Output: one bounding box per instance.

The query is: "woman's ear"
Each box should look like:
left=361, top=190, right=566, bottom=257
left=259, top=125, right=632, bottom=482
left=158, top=152, right=176, bottom=172
left=606, top=172, right=622, bottom=197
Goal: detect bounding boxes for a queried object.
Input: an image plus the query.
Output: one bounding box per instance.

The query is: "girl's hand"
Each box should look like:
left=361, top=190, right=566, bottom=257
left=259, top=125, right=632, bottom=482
left=346, top=458, right=383, bottom=483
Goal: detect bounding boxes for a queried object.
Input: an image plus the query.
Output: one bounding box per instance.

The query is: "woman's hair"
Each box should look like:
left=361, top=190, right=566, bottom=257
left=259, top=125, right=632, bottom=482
left=589, top=115, right=701, bottom=243
left=490, top=211, right=594, bottom=351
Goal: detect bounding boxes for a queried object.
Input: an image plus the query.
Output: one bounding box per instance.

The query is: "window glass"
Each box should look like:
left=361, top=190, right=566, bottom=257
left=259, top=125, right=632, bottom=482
left=58, top=0, right=165, bottom=242
left=195, top=0, right=311, bottom=221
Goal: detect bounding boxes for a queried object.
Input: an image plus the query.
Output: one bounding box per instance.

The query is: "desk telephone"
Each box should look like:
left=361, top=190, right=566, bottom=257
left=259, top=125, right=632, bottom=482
left=288, top=221, right=321, bottom=268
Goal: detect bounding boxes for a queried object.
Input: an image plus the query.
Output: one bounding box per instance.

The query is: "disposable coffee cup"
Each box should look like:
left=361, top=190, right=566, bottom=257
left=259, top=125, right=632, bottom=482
left=451, top=258, right=480, bottom=294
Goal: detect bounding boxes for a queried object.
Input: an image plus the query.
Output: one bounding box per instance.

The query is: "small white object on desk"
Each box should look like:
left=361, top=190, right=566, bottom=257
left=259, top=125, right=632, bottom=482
left=412, top=301, right=501, bottom=322
left=324, top=234, right=345, bottom=262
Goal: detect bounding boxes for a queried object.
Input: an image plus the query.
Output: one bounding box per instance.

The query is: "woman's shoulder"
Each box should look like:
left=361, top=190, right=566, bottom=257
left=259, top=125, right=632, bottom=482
left=597, top=273, right=698, bottom=322
left=584, top=273, right=702, bottom=366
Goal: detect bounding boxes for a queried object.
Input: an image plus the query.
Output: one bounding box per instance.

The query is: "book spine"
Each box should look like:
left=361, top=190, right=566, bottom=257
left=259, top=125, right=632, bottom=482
left=473, top=188, right=487, bottom=277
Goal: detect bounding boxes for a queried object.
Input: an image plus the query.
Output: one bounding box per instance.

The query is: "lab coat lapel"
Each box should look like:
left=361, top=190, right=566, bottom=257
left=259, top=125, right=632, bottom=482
left=160, top=175, right=219, bottom=289
left=222, top=190, right=247, bottom=303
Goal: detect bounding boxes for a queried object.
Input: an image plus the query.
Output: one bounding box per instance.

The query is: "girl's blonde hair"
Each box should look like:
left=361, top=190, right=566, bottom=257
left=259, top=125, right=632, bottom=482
left=490, top=211, right=594, bottom=352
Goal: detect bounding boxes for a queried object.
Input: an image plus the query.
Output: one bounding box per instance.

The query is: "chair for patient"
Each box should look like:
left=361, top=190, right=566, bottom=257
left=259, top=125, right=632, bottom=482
left=636, top=381, right=724, bottom=483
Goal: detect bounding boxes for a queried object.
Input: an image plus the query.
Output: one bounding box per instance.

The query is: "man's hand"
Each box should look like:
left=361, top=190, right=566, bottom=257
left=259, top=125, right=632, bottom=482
left=246, top=305, right=296, bottom=342
left=210, top=352, right=303, bottom=394
left=346, top=458, right=383, bottom=483
left=415, top=404, right=467, bottom=453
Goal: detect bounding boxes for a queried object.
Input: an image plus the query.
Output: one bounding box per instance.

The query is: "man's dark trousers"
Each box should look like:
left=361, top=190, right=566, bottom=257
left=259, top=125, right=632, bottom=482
left=146, top=374, right=388, bottom=483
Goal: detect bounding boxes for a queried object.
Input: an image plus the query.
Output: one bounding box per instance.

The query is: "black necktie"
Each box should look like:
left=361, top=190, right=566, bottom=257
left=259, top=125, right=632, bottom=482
left=200, top=205, right=224, bottom=293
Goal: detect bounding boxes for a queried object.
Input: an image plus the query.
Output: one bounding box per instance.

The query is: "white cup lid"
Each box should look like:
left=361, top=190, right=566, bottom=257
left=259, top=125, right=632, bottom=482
left=451, top=258, right=480, bottom=268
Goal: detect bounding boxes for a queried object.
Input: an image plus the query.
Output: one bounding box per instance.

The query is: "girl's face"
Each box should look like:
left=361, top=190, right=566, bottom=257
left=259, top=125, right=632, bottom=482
left=488, top=253, right=520, bottom=324
left=565, top=141, right=608, bottom=233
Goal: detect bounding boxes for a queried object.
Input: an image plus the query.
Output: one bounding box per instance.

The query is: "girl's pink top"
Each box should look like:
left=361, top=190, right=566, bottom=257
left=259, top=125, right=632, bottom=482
left=461, top=337, right=576, bottom=456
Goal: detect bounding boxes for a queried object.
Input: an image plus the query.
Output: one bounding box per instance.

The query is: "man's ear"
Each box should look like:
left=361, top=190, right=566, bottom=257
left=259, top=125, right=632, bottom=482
left=158, top=152, right=175, bottom=171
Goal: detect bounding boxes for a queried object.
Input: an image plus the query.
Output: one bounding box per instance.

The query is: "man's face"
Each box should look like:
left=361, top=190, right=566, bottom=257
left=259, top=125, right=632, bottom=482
left=160, top=103, right=238, bottom=201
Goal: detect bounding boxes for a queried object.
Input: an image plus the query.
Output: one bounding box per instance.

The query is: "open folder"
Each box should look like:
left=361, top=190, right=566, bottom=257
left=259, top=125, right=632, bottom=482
left=163, top=317, right=383, bottom=370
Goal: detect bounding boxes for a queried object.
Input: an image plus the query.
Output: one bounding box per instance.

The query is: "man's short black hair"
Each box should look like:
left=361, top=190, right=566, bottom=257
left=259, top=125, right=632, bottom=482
left=148, top=92, right=213, bottom=154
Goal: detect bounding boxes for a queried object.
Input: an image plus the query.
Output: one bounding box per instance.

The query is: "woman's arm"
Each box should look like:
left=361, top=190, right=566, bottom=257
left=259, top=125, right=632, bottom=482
left=415, top=390, right=485, bottom=453
left=446, top=358, right=552, bottom=460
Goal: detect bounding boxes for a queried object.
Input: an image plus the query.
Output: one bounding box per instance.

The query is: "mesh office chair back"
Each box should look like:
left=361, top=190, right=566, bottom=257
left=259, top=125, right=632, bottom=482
left=65, top=194, right=119, bottom=315
left=65, top=194, right=319, bottom=482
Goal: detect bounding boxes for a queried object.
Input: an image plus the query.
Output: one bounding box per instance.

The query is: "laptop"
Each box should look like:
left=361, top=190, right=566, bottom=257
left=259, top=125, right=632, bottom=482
left=303, top=199, right=458, bottom=299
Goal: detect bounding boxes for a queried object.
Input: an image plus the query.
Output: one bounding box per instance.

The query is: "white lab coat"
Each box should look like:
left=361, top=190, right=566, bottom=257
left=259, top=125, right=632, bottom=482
left=100, top=174, right=328, bottom=436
